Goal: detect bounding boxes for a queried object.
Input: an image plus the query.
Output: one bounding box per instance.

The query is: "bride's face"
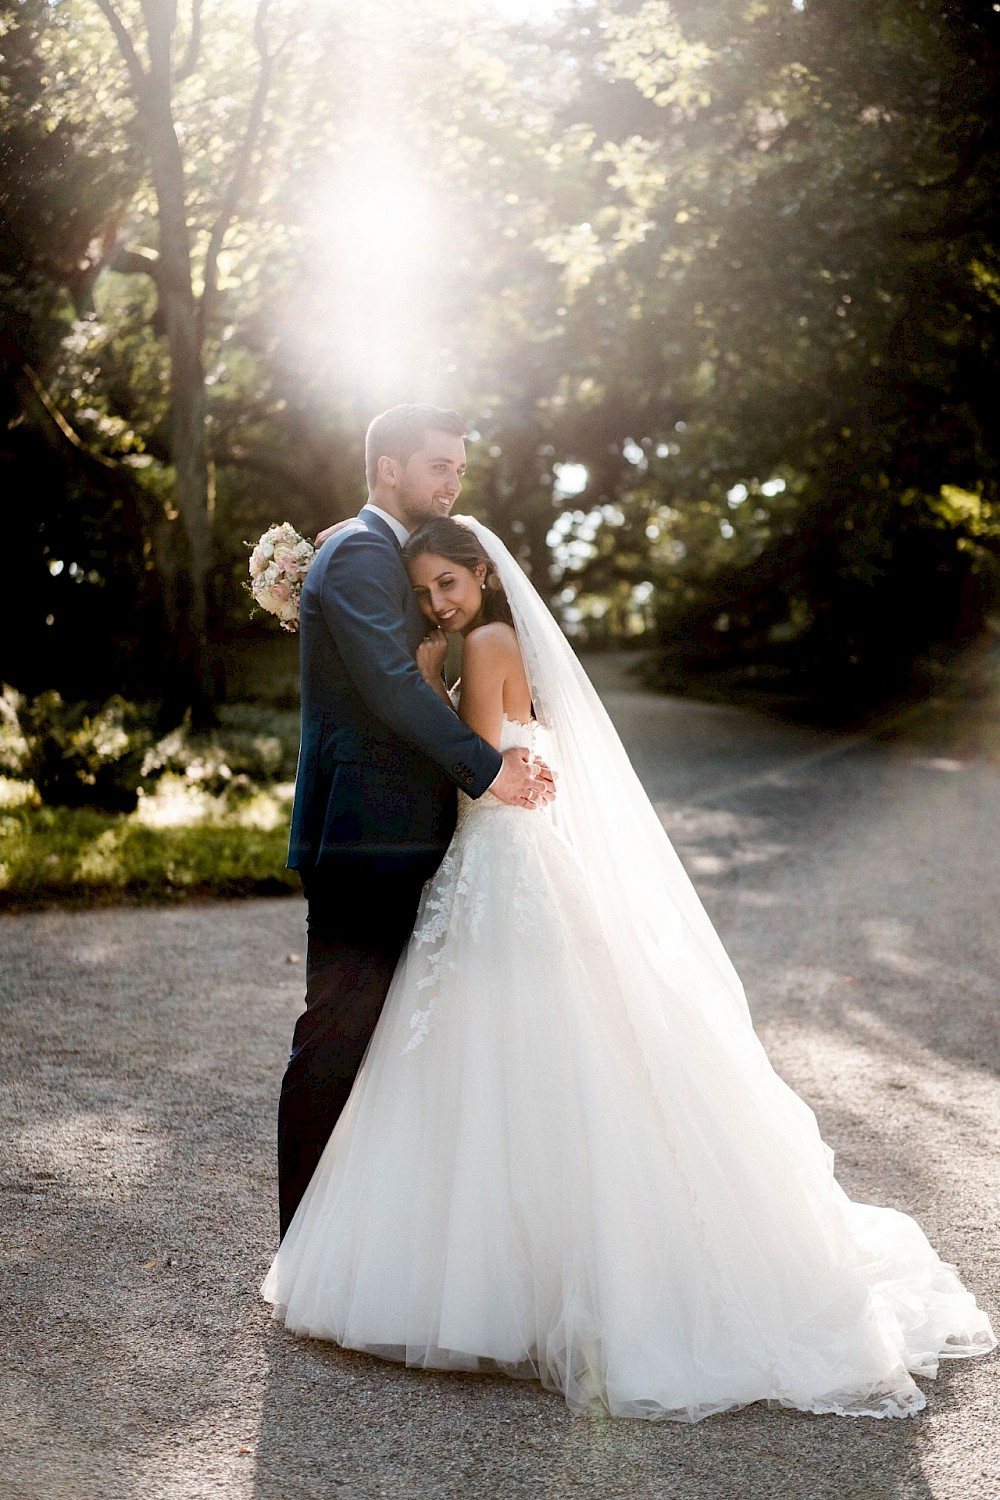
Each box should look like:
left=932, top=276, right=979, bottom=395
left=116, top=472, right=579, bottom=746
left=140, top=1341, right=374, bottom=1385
left=408, top=552, right=487, bottom=634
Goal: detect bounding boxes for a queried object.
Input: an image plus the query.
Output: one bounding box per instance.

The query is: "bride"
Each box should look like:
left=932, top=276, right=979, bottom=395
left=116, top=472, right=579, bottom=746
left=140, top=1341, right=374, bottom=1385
left=262, top=515, right=995, bottom=1421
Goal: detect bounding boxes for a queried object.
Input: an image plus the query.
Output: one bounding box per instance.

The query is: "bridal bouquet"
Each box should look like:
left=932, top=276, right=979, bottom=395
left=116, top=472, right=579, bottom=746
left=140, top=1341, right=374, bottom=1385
left=247, top=522, right=315, bottom=632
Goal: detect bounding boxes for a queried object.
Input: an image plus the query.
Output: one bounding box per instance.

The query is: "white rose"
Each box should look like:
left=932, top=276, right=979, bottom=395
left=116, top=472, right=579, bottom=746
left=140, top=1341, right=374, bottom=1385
left=249, top=544, right=268, bottom=576
left=261, top=539, right=275, bottom=560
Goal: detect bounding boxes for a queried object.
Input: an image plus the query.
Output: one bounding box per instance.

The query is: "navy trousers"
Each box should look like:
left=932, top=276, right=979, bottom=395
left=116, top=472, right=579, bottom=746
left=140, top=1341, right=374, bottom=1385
left=276, top=855, right=443, bottom=1239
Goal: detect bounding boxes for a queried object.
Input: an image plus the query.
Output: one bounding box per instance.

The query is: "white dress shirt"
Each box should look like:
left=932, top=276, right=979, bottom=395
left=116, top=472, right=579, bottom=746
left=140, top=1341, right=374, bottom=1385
left=361, top=503, right=410, bottom=547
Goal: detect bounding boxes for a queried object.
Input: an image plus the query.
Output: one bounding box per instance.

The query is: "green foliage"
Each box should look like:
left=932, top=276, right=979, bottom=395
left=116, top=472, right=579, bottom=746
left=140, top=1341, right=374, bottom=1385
left=3, top=0, right=1000, bottom=721
left=138, top=705, right=300, bottom=799
left=1, top=0, right=164, bottom=702
left=0, top=687, right=154, bottom=810
left=514, top=0, right=1000, bottom=712
left=0, top=0, right=136, bottom=359
left=0, top=688, right=299, bottom=810
left=0, top=690, right=301, bottom=907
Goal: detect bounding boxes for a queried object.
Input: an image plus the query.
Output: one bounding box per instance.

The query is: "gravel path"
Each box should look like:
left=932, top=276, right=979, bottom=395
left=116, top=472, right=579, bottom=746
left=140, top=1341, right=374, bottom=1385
left=1, top=669, right=997, bottom=1500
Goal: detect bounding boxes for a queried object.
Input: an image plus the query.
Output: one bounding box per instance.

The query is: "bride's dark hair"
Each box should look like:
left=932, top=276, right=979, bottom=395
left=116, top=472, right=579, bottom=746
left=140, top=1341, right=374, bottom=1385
left=402, top=517, right=514, bottom=629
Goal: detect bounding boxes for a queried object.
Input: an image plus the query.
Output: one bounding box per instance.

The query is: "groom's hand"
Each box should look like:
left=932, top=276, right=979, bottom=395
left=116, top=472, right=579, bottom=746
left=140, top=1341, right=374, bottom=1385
left=490, top=747, right=556, bottom=810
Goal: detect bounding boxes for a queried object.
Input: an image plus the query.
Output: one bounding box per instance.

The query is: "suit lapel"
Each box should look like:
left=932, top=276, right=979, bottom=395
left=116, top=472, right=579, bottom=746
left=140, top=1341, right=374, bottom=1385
left=357, top=508, right=426, bottom=651
left=403, top=581, right=428, bottom=652
left=359, top=508, right=402, bottom=548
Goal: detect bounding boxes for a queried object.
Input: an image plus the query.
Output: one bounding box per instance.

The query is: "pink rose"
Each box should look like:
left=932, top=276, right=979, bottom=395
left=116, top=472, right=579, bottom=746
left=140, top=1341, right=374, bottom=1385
left=270, top=581, right=291, bottom=603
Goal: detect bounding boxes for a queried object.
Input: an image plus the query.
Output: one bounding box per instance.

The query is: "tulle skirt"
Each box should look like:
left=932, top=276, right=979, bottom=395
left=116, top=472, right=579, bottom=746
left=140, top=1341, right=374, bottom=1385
left=263, top=789, right=995, bottom=1421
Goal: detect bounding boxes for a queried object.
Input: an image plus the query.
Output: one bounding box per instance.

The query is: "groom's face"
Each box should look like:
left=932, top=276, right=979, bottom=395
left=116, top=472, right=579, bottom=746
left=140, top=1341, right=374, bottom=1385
left=392, top=430, right=466, bottom=530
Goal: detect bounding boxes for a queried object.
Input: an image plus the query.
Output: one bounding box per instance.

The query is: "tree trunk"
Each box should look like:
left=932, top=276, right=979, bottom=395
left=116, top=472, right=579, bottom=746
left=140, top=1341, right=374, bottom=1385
left=96, top=0, right=280, bottom=721
left=141, top=7, right=214, bottom=724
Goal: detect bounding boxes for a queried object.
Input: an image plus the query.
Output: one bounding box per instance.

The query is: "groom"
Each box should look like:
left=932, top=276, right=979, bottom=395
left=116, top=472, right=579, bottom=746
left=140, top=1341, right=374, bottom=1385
left=278, top=404, right=553, bottom=1237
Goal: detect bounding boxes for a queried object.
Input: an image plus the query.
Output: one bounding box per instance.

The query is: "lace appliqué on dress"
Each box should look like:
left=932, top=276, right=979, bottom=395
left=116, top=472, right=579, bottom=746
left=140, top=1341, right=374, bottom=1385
left=403, top=849, right=460, bottom=1053
left=403, top=717, right=547, bottom=1054
left=402, top=828, right=493, bottom=1052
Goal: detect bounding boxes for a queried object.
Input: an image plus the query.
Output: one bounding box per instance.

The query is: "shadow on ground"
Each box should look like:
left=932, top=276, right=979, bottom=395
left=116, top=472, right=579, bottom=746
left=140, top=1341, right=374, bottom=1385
left=1, top=676, right=997, bottom=1499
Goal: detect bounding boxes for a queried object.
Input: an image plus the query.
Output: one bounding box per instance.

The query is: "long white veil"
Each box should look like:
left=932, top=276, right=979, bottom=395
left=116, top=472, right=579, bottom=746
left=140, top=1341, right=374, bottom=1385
left=458, top=515, right=755, bottom=1041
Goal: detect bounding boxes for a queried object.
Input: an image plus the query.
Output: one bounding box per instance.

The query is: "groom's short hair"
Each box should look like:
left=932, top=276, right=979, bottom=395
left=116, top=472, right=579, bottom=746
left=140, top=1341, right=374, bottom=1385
left=365, top=405, right=466, bottom=489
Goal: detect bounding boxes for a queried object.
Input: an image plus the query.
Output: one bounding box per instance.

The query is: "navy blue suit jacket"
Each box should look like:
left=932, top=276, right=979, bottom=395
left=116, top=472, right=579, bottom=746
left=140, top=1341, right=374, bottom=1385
left=288, top=508, right=503, bottom=873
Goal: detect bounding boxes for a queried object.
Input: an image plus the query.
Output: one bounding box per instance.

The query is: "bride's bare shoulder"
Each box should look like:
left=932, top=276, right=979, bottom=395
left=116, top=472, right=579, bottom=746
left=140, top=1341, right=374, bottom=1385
left=462, top=621, right=520, bottom=662
left=462, top=624, right=528, bottom=710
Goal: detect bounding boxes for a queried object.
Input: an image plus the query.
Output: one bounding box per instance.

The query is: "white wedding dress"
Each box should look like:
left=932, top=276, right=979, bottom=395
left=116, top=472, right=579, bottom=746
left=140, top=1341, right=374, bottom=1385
left=263, top=524, right=994, bottom=1422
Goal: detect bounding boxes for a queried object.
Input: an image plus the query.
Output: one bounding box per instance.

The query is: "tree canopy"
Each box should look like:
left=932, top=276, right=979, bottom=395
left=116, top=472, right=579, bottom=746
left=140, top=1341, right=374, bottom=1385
left=3, top=0, right=998, bottom=720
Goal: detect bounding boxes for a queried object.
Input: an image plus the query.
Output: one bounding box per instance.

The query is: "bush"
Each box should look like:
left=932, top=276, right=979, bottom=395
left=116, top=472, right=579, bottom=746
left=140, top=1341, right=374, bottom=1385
left=0, top=687, right=300, bottom=811
left=141, top=703, right=300, bottom=797
left=0, top=690, right=303, bottom=907
left=0, top=687, right=155, bottom=810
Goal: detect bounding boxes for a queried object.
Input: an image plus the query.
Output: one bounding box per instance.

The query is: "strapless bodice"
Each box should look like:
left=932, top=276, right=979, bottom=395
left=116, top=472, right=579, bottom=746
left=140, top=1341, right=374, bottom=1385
left=498, top=714, right=540, bottom=753
left=456, top=714, right=551, bottom=823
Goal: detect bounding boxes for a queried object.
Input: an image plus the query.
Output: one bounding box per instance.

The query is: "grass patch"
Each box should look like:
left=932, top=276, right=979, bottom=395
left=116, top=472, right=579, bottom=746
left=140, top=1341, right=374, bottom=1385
left=0, top=798, right=300, bottom=911
left=0, top=692, right=305, bottom=908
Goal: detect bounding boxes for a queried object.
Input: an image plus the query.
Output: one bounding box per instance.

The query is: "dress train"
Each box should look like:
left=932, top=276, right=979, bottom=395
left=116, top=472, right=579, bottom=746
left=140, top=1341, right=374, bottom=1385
left=263, top=717, right=995, bottom=1421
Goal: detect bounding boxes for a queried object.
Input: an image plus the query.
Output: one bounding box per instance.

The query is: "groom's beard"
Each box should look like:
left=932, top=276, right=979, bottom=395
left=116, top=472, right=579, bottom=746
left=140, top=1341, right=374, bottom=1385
left=396, top=475, right=456, bottom=529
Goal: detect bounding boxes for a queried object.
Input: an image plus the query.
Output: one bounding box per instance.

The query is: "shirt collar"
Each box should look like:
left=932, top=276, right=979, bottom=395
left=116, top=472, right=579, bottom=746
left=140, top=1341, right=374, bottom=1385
left=361, top=503, right=410, bottom=548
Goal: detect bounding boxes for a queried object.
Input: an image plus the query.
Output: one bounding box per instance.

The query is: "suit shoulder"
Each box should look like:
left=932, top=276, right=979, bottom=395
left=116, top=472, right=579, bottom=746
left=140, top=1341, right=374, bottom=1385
left=321, top=520, right=392, bottom=559
left=311, top=523, right=399, bottom=584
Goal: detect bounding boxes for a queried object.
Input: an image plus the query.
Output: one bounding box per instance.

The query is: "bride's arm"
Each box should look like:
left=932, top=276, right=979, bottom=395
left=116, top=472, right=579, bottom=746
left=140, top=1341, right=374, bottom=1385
left=456, top=624, right=513, bottom=749
left=461, top=623, right=557, bottom=807
left=415, top=629, right=453, bottom=708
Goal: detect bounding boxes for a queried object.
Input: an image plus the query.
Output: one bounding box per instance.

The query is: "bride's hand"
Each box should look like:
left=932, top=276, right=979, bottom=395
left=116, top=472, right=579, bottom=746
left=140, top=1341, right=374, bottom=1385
left=315, top=517, right=356, bottom=546
left=416, top=629, right=449, bottom=684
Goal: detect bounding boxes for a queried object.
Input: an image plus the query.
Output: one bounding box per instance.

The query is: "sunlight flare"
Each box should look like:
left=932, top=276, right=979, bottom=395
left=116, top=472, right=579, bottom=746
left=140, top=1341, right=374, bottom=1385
left=296, top=150, right=445, bottom=401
